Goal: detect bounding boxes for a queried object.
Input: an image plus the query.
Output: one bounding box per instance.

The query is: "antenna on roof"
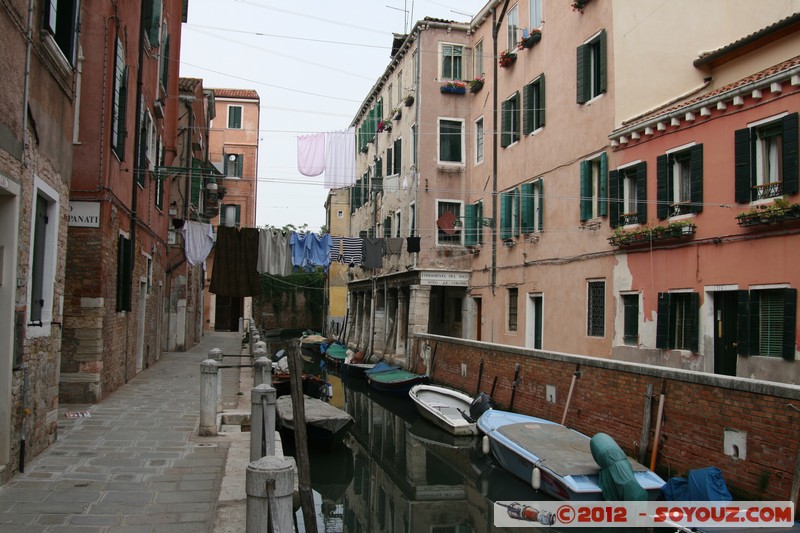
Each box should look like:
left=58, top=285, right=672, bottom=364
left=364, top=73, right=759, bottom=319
left=386, top=1, right=409, bottom=33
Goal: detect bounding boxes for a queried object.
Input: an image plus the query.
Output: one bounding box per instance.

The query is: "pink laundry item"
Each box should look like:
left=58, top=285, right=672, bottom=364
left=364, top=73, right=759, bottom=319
left=297, top=132, right=326, bottom=177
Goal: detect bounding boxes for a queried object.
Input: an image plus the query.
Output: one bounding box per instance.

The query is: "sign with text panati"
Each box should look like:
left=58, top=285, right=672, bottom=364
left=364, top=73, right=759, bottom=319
left=419, top=271, right=470, bottom=286
left=68, top=201, right=100, bottom=227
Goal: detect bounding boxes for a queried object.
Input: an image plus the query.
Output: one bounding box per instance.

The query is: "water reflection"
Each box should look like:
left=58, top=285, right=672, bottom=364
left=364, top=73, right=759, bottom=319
left=266, top=336, right=668, bottom=532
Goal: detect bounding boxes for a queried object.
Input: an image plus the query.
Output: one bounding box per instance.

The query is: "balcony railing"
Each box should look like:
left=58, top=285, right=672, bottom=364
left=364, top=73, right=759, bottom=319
left=754, top=181, right=783, bottom=200
left=609, top=223, right=696, bottom=247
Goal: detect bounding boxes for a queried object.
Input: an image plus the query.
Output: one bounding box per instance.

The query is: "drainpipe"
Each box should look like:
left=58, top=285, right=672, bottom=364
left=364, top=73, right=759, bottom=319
left=20, top=0, right=34, bottom=167
left=490, top=0, right=511, bottom=294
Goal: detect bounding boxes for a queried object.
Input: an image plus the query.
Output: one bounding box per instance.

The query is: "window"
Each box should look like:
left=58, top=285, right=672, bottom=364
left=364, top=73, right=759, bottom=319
left=225, top=153, right=243, bottom=177
left=159, top=28, right=170, bottom=93
left=474, top=40, right=484, bottom=79
left=436, top=201, right=462, bottom=245
left=111, top=39, right=128, bottom=159
left=475, top=117, right=484, bottom=164
left=145, top=112, right=157, bottom=171
left=656, top=292, right=699, bottom=351
left=117, top=234, right=133, bottom=312
left=735, top=113, right=798, bottom=202
left=464, top=200, right=484, bottom=246
left=507, top=4, right=518, bottom=52
left=220, top=204, right=241, bottom=228
left=609, top=162, right=647, bottom=227
left=501, top=92, right=521, bottom=148
left=500, top=188, right=519, bottom=240
left=409, top=202, right=416, bottom=236
left=622, top=294, right=639, bottom=345
left=580, top=153, right=608, bottom=221
left=393, top=137, right=402, bottom=175
left=29, top=194, right=52, bottom=325
left=521, top=179, right=544, bottom=233
left=228, top=105, right=243, bottom=129
left=508, top=287, right=519, bottom=332
left=577, top=29, right=607, bottom=104
left=383, top=216, right=392, bottom=238
left=42, top=0, right=78, bottom=63
left=587, top=280, right=605, bottom=337
left=441, top=44, right=464, bottom=80
left=155, top=138, right=164, bottom=210
left=143, top=0, right=162, bottom=46
left=523, top=74, right=545, bottom=134
left=736, top=288, right=797, bottom=360
left=657, top=145, right=703, bottom=218
left=439, top=119, right=464, bottom=164
left=530, top=0, right=543, bottom=29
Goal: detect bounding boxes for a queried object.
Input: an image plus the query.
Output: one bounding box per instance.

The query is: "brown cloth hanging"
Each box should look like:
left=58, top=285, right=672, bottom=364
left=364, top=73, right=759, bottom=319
left=210, top=226, right=262, bottom=297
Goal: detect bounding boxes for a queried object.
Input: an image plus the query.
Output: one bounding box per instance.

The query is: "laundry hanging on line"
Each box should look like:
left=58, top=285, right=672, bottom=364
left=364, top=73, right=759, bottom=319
left=295, top=127, right=356, bottom=188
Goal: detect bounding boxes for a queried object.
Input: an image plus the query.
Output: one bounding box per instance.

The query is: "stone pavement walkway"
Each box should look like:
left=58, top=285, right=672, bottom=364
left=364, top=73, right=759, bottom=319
left=0, top=331, right=246, bottom=533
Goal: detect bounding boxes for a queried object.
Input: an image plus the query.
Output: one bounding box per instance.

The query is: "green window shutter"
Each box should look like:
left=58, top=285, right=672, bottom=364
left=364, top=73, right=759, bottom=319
left=477, top=201, right=484, bottom=244
left=512, top=188, right=520, bottom=237
left=598, top=29, right=607, bottom=94
left=782, top=113, right=798, bottom=195
left=783, top=288, right=797, bottom=360
left=538, top=180, right=544, bottom=231
left=234, top=205, right=241, bottom=227
left=464, top=203, right=477, bottom=246
left=378, top=98, right=383, bottom=121
left=576, top=44, right=589, bottom=104
left=690, top=144, right=704, bottom=213
left=656, top=154, right=668, bottom=220
left=117, top=235, right=132, bottom=312
left=736, top=290, right=750, bottom=356
left=500, top=192, right=512, bottom=240
left=537, top=74, right=546, bottom=128
left=513, top=92, right=521, bottom=142
left=501, top=100, right=511, bottom=148
left=608, top=169, right=620, bottom=228
left=394, top=138, right=402, bottom=174
left=160, top=34, right=170, bottom=89
left=376, top=158, right=382, bottom=177
left=117, top=67, right=129, bottom=159
left=386, top=147, right=393, bottom=175
left=237, top=155, right=243, bottom=177
left=687, top=292, right=700, bottom=352
left=749, top=290, right=760, bottom=357
left=734, top=128, right=751, bottom=203
left=599, top=152, right=608, bottom=216
left=636, top=162, right=647, bottom=224
left=656, top=293, right=670, bottom=349
left=580, top=161, right=590, bottom=221
left=523, top=83, right=534, bottom=135
left=384, top=216, right=392, bottom=238
left=521, top=182, right=534, bottom=232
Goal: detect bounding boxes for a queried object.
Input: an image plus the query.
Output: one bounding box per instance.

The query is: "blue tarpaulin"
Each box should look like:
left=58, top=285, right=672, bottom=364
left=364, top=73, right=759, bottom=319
left=661, top=466, right=732, bottom=501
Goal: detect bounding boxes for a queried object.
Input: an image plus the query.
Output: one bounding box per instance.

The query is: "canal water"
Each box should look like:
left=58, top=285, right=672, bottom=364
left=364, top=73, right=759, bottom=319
left=266, top=336, right=674, bottom=533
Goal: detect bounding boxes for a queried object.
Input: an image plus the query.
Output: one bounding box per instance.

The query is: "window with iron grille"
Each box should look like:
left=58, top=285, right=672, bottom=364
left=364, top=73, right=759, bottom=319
left=436, top=201, right=462, bottom=245
left=508, top=287, right=519, bottom=332
left=587, top=280, right=605, bottom=337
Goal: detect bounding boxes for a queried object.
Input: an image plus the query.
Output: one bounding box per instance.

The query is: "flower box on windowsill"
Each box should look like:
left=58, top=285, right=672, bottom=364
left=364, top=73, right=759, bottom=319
left=609, top=223, right=696, bottom=247
left=499, top=51, right=517, bottom=68
left=736, top=203, right=800, bottom=227
left=470, top=80, right=484, bottom=93
left=440, top=85, right=466, bottom=95
left=404, top=95, right=415, bottom=106
left=518, top=31, right=542, bottom=49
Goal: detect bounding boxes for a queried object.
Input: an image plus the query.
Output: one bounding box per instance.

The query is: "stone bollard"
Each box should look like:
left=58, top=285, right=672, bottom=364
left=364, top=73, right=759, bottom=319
left=209, top=348, right=224, bottom=413
left=199, top=359, right=219, bottom=436
left=250, top=384, right=277, bottom=461
left=246, top=456, right=294, bottom=533
left=253, top=356, right=271, bottom=388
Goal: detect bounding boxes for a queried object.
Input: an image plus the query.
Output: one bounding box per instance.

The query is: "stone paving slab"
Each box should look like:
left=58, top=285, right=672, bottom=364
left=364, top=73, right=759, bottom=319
left=0, top=331, right=246, bottom=533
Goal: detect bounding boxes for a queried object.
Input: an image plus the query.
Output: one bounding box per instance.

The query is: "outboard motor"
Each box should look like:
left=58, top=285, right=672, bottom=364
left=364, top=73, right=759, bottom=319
left=468, top=391, right=494, bottom=422
left=590, top=432, right=647, bottom=501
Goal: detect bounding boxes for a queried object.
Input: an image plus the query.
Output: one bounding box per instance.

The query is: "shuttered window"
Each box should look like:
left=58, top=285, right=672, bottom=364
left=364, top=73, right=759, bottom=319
left=501, top=92, right=520, bottom=148
left=112, top=39, right=128, bottom=160
left=657, top=145, right=703, bottom=219
left=737, top=288, right=797, bottom=360
left=580, top=153, right=607, bottom=221
left=576, top=29, right=607, bottom=104
left=656, top=292, right=699, bottom=351
left=523, top=74, right=545, bottom=135
left=734, top=113, right=798, bottom=202
left=609, top=161, right=647, bottom=227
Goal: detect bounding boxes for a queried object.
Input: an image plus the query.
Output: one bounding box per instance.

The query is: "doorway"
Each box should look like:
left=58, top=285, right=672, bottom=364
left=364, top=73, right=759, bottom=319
left=526, top=293, right=543, bottom=349
left=713, top=291, right=738, bottom=376
left=474, top=297, right=482, bottom=341
left=215, top=295, right=243, bottom=331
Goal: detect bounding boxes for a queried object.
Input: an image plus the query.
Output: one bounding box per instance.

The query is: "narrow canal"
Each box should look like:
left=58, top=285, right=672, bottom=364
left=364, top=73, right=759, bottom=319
left=266, top=336, right=675, bottom=533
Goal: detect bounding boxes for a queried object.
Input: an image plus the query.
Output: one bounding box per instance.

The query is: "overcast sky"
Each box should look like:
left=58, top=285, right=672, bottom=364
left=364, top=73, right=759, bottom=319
left=179, top=0, right=489, bottom=232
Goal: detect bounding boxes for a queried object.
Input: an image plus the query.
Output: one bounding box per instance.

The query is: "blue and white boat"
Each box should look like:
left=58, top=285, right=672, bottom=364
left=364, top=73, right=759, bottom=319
left=475, top=408, right=665, bottom=501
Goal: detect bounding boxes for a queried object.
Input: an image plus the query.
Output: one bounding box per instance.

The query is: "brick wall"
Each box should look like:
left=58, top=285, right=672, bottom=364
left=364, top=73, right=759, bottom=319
left=413, top=334, right=800, bottom=501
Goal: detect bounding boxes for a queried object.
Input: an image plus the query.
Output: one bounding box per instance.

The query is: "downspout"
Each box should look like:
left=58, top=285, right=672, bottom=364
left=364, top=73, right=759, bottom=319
left=413, top=28, right=421, bottom=270
left=490, top=1, right=511, bottom=293
left=21, top=0, right=34, bottom=168
left=127, top=0, right=148, bottom=381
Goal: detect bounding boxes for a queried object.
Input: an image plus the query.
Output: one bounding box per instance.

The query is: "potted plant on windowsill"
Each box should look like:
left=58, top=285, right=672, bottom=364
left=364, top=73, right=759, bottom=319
left=391, top=107, right=402, bottom=121
left=469, top=76, right=485, bottom=93
left=440, top=80, right=467, bottom=94
left=608, top=220, right=696, bottom=247
left=517, top=29, right=542, bottom=49
left=377, top=119, right=392, bottom=133
left=404, top=94, right=415, bottom=106
left=499, top=49, right=517, bottom=68
left=571, top=0, right=590, bottom=13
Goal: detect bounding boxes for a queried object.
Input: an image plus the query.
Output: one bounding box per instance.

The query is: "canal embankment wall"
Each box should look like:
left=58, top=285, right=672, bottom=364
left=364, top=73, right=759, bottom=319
left=412, top=333, right=800, bottom=503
